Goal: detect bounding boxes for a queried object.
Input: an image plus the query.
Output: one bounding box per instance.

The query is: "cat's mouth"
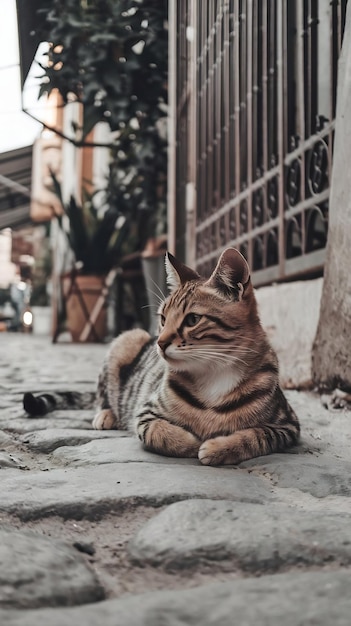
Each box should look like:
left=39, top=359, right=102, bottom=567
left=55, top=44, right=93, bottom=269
left=158, top=344, right=187, bottom=363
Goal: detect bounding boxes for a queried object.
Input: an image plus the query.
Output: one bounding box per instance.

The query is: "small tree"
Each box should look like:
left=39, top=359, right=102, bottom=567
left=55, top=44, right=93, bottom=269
left=35, top=0, right=168, bottom=252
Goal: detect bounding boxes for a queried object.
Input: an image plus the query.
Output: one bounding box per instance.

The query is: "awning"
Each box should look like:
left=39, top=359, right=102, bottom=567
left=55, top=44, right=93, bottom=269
left=16, top=0, right=43, bottom=88
left=0, top=146, right=33, bottom=230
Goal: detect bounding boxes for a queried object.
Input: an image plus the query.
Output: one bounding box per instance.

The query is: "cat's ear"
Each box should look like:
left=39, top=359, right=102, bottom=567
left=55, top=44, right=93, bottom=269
left=205, top=248, right=250, bottom=300
left=165, top=252, right=200, bottom=291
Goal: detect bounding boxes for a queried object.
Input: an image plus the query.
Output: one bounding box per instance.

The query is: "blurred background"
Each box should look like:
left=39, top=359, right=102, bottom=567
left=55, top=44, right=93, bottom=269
left=0, top=0, right=168, bottom=340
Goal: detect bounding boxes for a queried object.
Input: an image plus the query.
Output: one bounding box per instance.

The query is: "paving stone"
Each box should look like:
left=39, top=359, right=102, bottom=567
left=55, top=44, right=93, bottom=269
left=0, top=464, right=272, bottom=520
left=0, top=335, right=105, bottom=380
left=2, top=569, right=351, bottom=626
left=0, top=526, right=104, bottom=609
left=52, top=437, right=200, bottom=466
left=0, top=451, right=27, bottom=469
left=242, top=454, right=351, bottom=498
left=285, top=390, right=351, bottom=462
left=6, top=383, right=95, bottom=394
left=20, top=428, right=128, bottom=454
left=129, top=499, right=351, bottom=571
left=0, top=411, right=95, bottom=434
left=0, top=397, right=18, bottom=409
left=0, top=430, right=12, bottom=444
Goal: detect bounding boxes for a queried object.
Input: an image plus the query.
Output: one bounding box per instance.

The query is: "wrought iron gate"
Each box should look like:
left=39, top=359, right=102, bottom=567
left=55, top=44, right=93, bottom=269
left=170, top=0, right=348, bottom=284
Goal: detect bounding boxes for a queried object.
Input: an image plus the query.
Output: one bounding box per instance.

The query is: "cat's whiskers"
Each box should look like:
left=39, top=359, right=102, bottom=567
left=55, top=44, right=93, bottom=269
left=198, top=344, right=260, bottom=355
left=176, top=344, right=248, bottom=358
left=148, top=277, right=167, bottom=302
left=141, top=303, right=159, bottom=310
left=146, top=288, right=165, bottom=307
left=202, top=354, right=248, bottom=367
left=191, top=345, right=252, bottom=359
left=185, top=355, right=234, bottom=369
left=182, top=348, right=249, bottom=368
left=171, top=348, right=230, bottom=366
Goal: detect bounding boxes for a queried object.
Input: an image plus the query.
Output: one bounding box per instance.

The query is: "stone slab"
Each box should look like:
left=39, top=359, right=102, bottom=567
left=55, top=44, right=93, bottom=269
left=129, top=499, right=351, bottom=571
left=52, top=437, right=199, bottom=466
left=0, top=451, right=27, bottom=469
left=285, top=390, right=351, bottom=462
left=0, top=334, right=105, bottom=380
left=20, top=428, right=129, bottom=454
left=0, top=430, right=12, bottom=443
left=0, top=411, right=95, bottom=434
left=2, top=569, right=351, bottom=626
left=0, top=464, right=272, bottom=520
left=242, top=454, right=351, bottom=498
left=0, top=397, right=20, bottom=408
left=4, top=383, right=95, bottom=394
left=0, top=526, right=104, bottom=609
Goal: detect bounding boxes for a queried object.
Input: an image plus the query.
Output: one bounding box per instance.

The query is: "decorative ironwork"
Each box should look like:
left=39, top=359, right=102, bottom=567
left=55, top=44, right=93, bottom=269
left=172, top=0, right=348, bottom=285
left=286, top=159, right=301, bottom=207
left=307, top=140, right=329, bottom=196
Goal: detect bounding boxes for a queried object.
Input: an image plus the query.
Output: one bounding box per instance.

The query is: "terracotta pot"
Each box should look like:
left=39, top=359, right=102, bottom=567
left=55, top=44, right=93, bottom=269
left=63, top=273, right=107, bottom=342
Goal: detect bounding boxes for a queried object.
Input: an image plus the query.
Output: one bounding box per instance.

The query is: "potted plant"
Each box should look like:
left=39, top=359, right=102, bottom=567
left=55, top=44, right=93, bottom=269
left=53, top=176, right=130, bottom=342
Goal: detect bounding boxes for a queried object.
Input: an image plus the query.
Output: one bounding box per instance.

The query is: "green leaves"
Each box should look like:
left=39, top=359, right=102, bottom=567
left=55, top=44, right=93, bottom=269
left=36, top=0, right=168, bottom=133
left=35, top=0, right=168, bottom=258
left=59, top=193, right=126, bottom=275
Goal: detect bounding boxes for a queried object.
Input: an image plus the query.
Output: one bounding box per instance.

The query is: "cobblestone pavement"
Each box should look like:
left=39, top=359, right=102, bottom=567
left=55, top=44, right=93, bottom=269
left=1, top=333, right=351, bottom=625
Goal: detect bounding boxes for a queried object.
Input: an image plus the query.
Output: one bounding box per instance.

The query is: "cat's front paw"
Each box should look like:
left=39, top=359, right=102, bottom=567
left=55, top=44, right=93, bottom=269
left=198, top=437, right=234, bottom=466
left=139, top=417, right=200, bottom=457
left=92, top=409, right=117, bottom=430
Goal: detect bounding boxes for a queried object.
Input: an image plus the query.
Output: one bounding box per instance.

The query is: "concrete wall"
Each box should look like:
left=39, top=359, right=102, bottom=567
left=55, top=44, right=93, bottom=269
left=256, top=278, right=323, bottom=389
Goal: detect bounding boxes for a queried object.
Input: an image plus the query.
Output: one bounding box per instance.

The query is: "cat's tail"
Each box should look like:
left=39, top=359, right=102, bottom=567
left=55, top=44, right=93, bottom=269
left=23, top=391, right=96, bottom=417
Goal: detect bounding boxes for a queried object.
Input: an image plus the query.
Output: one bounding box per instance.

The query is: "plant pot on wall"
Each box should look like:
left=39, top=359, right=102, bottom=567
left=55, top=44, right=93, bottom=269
left=62, top=272, right=107, bottom=342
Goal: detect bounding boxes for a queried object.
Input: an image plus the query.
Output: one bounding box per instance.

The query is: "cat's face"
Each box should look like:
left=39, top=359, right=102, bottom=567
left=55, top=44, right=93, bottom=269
left=157, top=249, right=261, bottom=373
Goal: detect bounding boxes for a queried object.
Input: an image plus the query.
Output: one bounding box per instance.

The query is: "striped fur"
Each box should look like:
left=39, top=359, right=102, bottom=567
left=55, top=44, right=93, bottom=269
left=23, top=249, right=300, bottom=465
left=93, top=248, right=300, bottom=466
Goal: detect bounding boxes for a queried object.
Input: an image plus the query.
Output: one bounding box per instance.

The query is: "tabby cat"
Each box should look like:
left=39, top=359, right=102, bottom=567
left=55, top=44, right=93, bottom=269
left=24, top=248, right=300, bottom=465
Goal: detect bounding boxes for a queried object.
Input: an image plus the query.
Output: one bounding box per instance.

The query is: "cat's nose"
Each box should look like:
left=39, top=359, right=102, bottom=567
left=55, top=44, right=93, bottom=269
left=158, top=338, right=171, bottom=353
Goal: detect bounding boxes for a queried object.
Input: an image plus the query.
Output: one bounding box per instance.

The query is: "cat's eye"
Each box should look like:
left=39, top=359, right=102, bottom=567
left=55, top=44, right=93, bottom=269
left=159, top=314, right=166, bottom=326
left=184, top=313, right=202, bottom=327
